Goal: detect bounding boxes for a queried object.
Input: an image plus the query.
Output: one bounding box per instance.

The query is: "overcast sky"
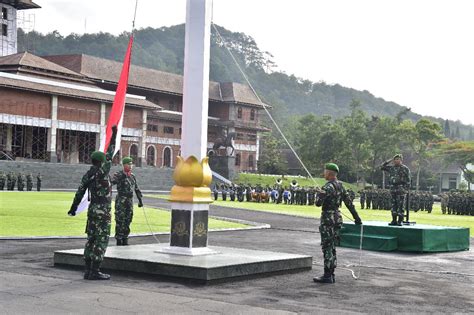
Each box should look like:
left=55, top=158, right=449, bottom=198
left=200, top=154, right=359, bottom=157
left=27, top=0, right=474, bottom=125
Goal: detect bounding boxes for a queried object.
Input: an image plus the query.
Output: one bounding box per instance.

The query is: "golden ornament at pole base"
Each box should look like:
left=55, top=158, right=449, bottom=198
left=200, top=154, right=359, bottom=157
left=169, top=155, right=213, bottom=203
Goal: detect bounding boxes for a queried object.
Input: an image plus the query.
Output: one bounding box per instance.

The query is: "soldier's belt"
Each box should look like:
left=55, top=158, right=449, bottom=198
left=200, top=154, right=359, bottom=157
left=118, top=193, right=134, bottom=198
left=91, top=196, right=111, bottom=204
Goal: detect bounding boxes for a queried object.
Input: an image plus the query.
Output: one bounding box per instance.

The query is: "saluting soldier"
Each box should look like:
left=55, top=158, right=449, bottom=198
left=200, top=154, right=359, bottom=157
left=381, top=154, right=411, bottom=226
left=112, top=156, right=143, bottom=246
left=314, top=163, right=362, bottom=284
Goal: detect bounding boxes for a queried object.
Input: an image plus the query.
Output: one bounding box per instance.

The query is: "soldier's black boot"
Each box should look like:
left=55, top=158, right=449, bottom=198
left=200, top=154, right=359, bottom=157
left=88, top=262, right=110, bottom=280
left=397, top=215, right=404, bottom=226
left=116, top=239, right=123, bottom=246
left=331, top=268, right=336, bottom=283
left=122, top=238, right=129, bottom=246
left=388, top=213, right=397, bottom=226
left=313, top=268, right=334, bottom=284
left=83, top=258, right=92, bottom=280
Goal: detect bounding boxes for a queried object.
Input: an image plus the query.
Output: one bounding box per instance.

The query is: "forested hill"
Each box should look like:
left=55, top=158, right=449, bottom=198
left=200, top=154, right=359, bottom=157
left=17, top=24, right=473, bottom=139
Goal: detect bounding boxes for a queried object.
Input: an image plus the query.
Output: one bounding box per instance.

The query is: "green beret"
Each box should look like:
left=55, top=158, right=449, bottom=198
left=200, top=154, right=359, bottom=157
left=91, top=151, right=106, bottom=163
left=393, top=154, right=403, bottom=160
left=122, top=156, right=133, bottom=165
left=325, top=163, right=339, bottom=173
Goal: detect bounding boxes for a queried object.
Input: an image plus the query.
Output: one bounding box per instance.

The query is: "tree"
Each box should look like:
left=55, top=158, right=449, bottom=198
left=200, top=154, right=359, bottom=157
left=398, top=119, right=444, bottom=190
left=438, top=141, right=474, bottom=189
left=444, top=119, right=451, bottom=138
left=257, top=133, right=287, bottom=174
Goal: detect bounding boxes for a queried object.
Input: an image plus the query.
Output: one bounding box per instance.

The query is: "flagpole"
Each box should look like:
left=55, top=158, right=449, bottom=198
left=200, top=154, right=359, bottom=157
left=132, top=0, right=138, bottom=33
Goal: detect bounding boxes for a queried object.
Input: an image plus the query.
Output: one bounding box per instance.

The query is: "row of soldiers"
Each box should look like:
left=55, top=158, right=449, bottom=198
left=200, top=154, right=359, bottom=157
left=0, top=171, right=42, bottom=191
left=212, top=183, right=356, bottom=206
left=440, top=191, right=474, bottom=216
left=359, top=188, right=434, bottom=212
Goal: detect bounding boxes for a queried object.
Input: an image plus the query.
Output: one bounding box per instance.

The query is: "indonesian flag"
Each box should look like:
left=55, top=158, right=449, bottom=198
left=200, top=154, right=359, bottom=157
left=76, top=36, right=134, bottom=215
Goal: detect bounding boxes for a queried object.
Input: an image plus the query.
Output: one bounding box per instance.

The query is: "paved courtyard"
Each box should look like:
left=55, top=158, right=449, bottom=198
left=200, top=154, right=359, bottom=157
left=1, top=197, right=473, bottom=314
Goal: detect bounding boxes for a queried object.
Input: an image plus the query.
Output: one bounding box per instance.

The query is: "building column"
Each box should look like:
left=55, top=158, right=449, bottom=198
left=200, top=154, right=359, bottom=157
left=47, top=95, right=58, bottom=162
left=255, top=133, right=260, bottom=172
left=139, top=109, right=147, bottom=167
left=97, top=103, right=106, bottom=150
left=6, top=124, right=13, bottom=152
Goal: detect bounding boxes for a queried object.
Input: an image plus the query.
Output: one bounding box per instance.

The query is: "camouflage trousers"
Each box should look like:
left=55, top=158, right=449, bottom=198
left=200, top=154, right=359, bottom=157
left=0, top=180, right=5, bottom=190
left=27, top=183, right=33, bottom=191
left=391, top=190, right=406, bottom=217
left=319, top=210, right=343, bottom=271
left=114, top=196, right=134, bottom=241
left=84, top=203, right=111, bottom=263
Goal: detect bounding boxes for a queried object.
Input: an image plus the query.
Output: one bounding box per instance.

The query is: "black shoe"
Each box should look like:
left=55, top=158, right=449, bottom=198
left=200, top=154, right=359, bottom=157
left=83, top=259, right=92, bottom=280
left=116, top=239, right=123, bottom=246
left=388, top=221, right=397, bottom=226
left=122, top=238, right=128, bottom=246
left=87, top=262, right=110, bottom=280
left=313, top=268, right=335, bottom=284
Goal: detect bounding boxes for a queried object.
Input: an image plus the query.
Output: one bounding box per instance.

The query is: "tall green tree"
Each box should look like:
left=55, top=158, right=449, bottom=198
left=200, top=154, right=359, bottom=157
left=257, top=133, right=287, bottom=175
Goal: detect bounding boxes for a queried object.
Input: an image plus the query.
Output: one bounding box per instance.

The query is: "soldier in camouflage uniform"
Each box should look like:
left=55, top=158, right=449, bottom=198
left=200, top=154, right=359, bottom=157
left=112, top=156, right=143, bottom=246
left=17, top=173, right=25, bottom=191
left=313, top=163, right=362, bottom=284
left=68, top=126, right=118, bottom=280
left=7, top=171, right=15, bottom=190
left=36, top=173, right=42, bottom=191
left=359, top=189, right=366, bottom=209
left=381, top=154, right=411, bottom=226
left=0, top=171, right=6, bottom=190
left=26, top=173, right=33, bottom=191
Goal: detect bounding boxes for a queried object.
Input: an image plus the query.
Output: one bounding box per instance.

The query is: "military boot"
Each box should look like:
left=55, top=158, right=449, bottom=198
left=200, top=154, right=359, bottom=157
left=331, top=268, right=336, bottom=283
left=83, top=258, right=92, bottom=280
left=388, top=213, right=397, bottom=226
left=116, top=239, right=123, bottom=246
left=313, top=267, right=334, bottom=284
left=88, top=262, right=110, bottom=280
left=397, top=215, right=404, bottom=226
left=122, top=238, right=129, bottom=246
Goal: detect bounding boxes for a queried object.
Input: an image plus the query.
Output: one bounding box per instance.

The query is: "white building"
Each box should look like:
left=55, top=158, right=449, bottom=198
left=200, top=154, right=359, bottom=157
left=0, top=0, right=40, bottom=57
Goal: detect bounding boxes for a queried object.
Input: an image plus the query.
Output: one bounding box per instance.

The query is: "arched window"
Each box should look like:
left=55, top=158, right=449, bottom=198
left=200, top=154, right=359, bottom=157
left=248, top=154, right=254, bottom=169
left=129, top=144, right=139, bottom=164
left=250, top=109, right=255, bottom=121
left=163, top=147, right=172, bottom=167
left=146, top=145, right=156, bottom=166
left=235, top=153, right=241, bottom=166
left=237, top=107, right=243, bottom=119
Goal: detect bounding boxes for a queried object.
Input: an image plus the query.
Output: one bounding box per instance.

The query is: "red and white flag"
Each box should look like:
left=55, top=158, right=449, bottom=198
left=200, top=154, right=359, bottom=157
left=76, top=36, right=134, bottom=215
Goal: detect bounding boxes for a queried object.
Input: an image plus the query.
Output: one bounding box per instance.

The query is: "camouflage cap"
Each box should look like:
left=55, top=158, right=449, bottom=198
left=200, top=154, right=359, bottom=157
left=91, top=151, right=106, bottom=163
left=325, top=163, right=339, bottom=173
left=393, top=153, right=403, bottom=160
left=122, top=156, right=133, bottom=165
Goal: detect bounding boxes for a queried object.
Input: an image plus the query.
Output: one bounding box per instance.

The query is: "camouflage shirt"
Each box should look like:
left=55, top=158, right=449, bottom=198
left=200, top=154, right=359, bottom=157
left=112, top=170, right=142, bottom=199
left=381, top=162, right=411, bottom=189
left=316, top=180, right=354, bottom=211
left=71, top=143, right=115, bottom=206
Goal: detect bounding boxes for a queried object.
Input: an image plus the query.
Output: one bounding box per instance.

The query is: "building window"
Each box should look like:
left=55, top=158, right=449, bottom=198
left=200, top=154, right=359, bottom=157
left=146, top=145, right=156, bottom=166
left=235, top=153, right=241, bottom=166
left=236, top=133, right=245, bottom=140
left=169, top=100, right=176, bottom=111
left=2, top=8, right=7, bottom=20
left=448, top=176, right=457, bottom=190
left=129, top=144, right=139, bottom=164
left=163, top=126, right=174, bottom=134
left=237, top=107, right=242, bottom=119
left=179, top=128, right=182, bottom=135
left=2, top=24, right=7, bottom=37
left=147, top=123, right=158, bottom=132
left=163, top=147, right=172, bottom=167
left=248, top=155, right=254, bottom=168
left=247, top=134, right=257, bottom=142
left=250, top=109, right=256, bottom=121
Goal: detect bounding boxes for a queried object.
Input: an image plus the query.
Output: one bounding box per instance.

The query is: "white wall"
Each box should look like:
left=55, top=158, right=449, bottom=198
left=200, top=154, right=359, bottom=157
left=0, top=3, right=17, bottom=56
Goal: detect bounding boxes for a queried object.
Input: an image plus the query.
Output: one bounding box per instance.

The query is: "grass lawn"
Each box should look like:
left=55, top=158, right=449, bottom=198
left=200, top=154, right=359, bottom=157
left=147, top=194, right=474, bottom=236
left=0, top=192, right=247, bottom=237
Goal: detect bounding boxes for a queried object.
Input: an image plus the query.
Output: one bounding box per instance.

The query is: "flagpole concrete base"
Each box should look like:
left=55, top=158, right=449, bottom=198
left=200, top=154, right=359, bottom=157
left=54, top=244, right=312, bottom=283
